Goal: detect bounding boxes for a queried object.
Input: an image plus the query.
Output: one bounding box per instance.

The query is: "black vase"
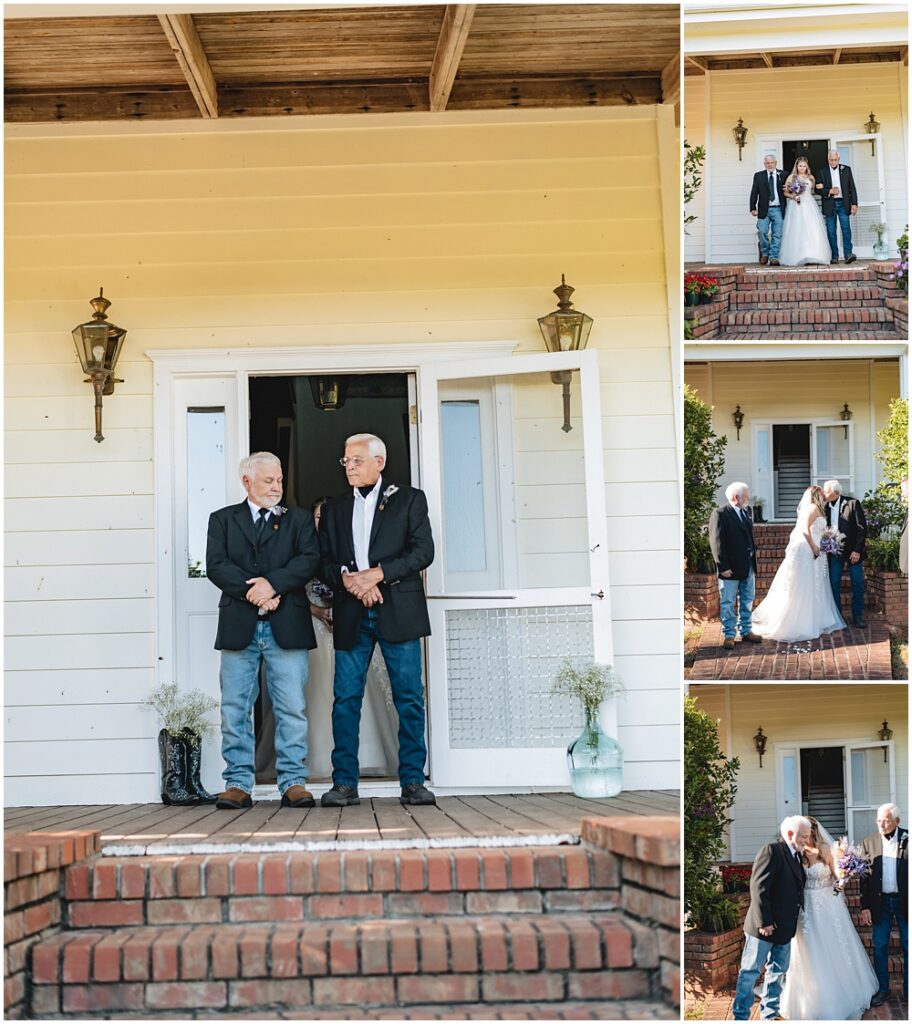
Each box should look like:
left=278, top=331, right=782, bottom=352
left=182, top=730, right=218, bottom=803
left=158, top=729, right=200, bottom=806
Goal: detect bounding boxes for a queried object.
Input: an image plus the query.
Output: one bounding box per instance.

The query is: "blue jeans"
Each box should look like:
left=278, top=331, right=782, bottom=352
left=757, top=206, right=783, bottom=258
left=825, top=198, right=853, bottom=258
left=872, top=892, right=908, bottom=995
left=332, top=608, right=427, bottom=787
left=733, top=932, right=792, bottom=1020
left=828, top=555, right=865, bottom=622
left=719, top=571, right=756, bottom=639
left=219, top=621, right=309, bottom=795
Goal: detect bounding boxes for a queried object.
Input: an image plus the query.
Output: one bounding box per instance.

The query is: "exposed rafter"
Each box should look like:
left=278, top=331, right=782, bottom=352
left=901, top=46, right=909, bottom=65
left=429, top=4, right=476, bottom=112
left=158, top=13, right=218, bottom=118
left=833, top=48, right=842, bottom=64
left=660, top=54, right=680, bottom=107
left=686, top=55, right=709, bottom=72
left=761, top=52, right=774, bottom=68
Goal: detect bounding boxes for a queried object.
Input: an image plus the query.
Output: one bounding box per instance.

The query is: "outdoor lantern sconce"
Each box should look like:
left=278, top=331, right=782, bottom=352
left=877, top=719, right=893, bottom=762
left=753, top=726, right=767, bottom=768
left=733, top=405, right=745, bottom=440
left=840, top=402, right=852, bottom=439
left=732, top=118, right=748, bottom=161
left=72, top=288, right=127, bottom=443
left=864, top=112, right=880, bottom=156
left=537, top=274, right=593, bottom=433
left=309, top=376, right=348, bottom=411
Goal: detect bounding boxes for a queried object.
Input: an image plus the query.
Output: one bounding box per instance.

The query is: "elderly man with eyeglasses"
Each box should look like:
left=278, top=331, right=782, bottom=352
left=317, top=432, right=436, bottom=807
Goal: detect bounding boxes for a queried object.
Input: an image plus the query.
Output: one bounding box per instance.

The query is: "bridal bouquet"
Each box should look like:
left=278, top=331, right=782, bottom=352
left=833, top=836, right=871, bottom=892
left=787, top=180, right=806, bottom=196
left=818, top=526, right=846, bottom=557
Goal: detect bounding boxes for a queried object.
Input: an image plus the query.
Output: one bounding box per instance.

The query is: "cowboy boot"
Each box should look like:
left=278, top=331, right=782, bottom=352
left=182, top=730, right=218, bottom=803
left=158, top=729, right=199, bottom=806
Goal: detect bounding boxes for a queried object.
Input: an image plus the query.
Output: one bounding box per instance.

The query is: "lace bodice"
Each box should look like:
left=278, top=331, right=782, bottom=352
left=804, top=860, right=835, bottom=890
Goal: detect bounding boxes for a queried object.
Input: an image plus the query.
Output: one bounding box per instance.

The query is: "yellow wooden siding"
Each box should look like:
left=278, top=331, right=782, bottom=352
left=4, top=108, right=679, bottom=802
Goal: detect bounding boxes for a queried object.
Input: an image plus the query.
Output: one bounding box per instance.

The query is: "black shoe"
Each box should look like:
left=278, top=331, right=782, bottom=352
left=321, top=784, right=360, bottom=807
left=852, top=618, right=868, bottom=628
left=830, top=258, right=839, bottom=264
left=400, top=782, right=436, bottom=806
left=870, top=991, right=889, bottom=1007
left=845, top=253, right=857, bottom=264
left=216, top=787, right=253, bottom=810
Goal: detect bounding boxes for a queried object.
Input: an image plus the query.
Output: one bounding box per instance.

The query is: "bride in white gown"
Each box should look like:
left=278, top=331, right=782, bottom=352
left=751, top=485, right=845, bottom=642
left=778, top=157, right=833, bottom=267
left=780, top=817, right=879, bottom=1020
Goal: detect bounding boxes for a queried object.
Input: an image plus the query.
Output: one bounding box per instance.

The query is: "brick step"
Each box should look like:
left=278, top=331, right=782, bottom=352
left=29, top=914, right=659, bottom=1016
left=721, top=330, right=907, bottom=339
left=64, top=847, right=612, bottom=928
left=730, top=285, right=881, bottom=307
left=721, top=308, right=894, bottom=329
left=737, top=269, right=875, bottom=284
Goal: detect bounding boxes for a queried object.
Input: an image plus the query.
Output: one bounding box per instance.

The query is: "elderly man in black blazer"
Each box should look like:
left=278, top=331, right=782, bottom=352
left=823, top=479, right=868, bottom=627
left=206, top=452, right=320, bottom=810
left=859, top=803, right=908, bottom=1006
left=733, top=816, right=811, bottom=1020
left=319, top=432, right=436, bottom=808
left=750, top=155, right=787, bottom=265
left=709, top=481, right=764, bottom=650
left=815, top=150, right=859, bottom=263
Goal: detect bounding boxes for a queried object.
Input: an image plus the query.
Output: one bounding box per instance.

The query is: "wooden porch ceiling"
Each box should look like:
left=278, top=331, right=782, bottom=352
left=685, top=44, right=907, bottom=75
left=4, top=4, right=681, bottom=123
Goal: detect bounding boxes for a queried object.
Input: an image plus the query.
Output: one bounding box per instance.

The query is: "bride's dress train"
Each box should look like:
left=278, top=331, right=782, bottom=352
left=780, top=862, right=879, bottom=1020
left=778, top=176, right=832, bottom=266
left=751, top=516, right=845, bottom=641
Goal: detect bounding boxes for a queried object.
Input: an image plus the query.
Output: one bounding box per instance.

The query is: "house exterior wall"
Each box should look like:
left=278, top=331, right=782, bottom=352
left=684, top=62, right=909, bottom=264
left=683, top=358, right=901, bottom=511
left=5, top=107, right=681, bottom=804
left=690, top=684, right=909, bottom=864
left=684, top=75, right=706, bottom=265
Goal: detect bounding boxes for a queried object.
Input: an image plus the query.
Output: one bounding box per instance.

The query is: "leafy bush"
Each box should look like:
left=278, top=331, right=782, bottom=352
left=893, top=225, right=908, bottom=294
left=863, top=483, right=906, bottom=539
left=685, top=695, right=741, bottom=932
left=866, top=537, right=901, bottom=571
left=875, top=397, right=908, bottom=484
left=684, top=385, right=727, bottom=571
left=684, top=141, right=706, bottom=234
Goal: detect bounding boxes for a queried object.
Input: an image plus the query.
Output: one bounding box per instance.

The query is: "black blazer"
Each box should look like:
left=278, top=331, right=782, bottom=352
left=814, top=164, right=858, bottom=214
left=743, top=839, right=806, bottom=946
left=750, top=169, right=787, bottom=219
left=859, top=827, right=908, bottom=924
left=825, top=495, right=867, bottom=564
left=319, top=480, right=434, bottom=651
left=206, top=502, right=320, bottom=651
left=709, top=503, right=757, bottom=581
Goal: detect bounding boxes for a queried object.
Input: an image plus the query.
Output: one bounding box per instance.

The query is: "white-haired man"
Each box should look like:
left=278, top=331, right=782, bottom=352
left=708, top=482, right=763, bottom=650
left=859, top=804, right=908, bottom=1006
left=318, top=433, right=436, bottom=807
left=814, top=150, right=858, bottom=264
left=733, top=816, right=811, bottom=1019
left=750, top=155, right=787, bottom=265
left=206, top=452, right=320, bottom=810
left=822, top=479, right=868, bottom=628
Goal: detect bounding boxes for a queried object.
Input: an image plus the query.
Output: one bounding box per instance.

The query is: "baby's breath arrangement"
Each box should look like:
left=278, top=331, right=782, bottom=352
left=143, top=683, right=219, bottom=737
left=551, top=660, right=624, bottom=718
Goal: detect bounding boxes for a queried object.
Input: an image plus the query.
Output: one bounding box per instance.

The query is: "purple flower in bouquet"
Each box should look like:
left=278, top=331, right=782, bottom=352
left=310, top=579, right=334, bottom=603
left=787, top=180, right=807, bottom=196
left=818, top=525, right=845, bottom=557
left=833, top=837, right=871, bottom=891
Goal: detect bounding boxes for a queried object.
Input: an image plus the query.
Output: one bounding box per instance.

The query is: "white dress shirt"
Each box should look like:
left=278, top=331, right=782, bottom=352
left=829, top=165, right=841, bottom=194
left=767, top=170, right=780, bottom=207
left=881, top=831, right=899, bottom=893
left=828, top=500, right=840, bottom=530
left=351, top=477, right=382, bottom=571
left=247, top=499, right=273, bottom=524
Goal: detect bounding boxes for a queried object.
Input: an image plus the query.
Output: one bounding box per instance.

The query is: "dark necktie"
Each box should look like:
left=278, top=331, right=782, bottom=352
left=769, top=173, right=775, bottom=200
left=255, top=507, right=269, bottom=536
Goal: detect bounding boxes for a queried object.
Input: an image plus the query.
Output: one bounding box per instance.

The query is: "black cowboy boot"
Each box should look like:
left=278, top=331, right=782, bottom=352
left=158, top=729, right=199, bottom=806
left=182, top=730, right=218, bottom=803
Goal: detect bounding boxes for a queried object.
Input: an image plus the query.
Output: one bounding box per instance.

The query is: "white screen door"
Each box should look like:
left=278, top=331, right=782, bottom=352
left=846, top=741, right=895, bottom=844
left=811, top=420, right=854, bottom=495
left=418, top=350, right=611, bottom=788
left=832, top=136, right=886, bottom=258
left=754, top=424, right=772, bottom=517
left=777, top=746, right=800, bottom=819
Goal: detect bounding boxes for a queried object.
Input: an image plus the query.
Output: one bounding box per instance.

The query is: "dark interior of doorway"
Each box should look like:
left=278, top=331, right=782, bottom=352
left=782, top=139, right=829, bottom=184
left=800, top=746, right=846, bottom=837
left=773, top=423, right=810, bottom=520
left=248, top=372, right=411, bottom=785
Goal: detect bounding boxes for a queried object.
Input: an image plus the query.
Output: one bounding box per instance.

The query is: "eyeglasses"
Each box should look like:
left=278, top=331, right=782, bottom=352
left=339, top=456, right=375, bottom=468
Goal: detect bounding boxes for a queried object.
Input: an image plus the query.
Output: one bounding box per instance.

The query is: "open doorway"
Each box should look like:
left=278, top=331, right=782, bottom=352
left=772, top=423, right=810, bottom=520
left=782, top=139, right=829, bottom=182
left=248, top=372, right=415, bottom=785
left=800, top=746, right=846, bottom=837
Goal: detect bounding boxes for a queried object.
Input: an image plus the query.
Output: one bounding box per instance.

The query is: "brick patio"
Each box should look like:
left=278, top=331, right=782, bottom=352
left=690, top=619, right=893, bottom=680
left=685, top=989, right=908, bottom=1020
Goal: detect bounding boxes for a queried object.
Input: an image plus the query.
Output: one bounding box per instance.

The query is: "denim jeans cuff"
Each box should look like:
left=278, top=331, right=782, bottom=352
left=279, top=779, right=308, bottom=795
left=401, top=778, right=426, bottom=787
left=224, top=782, right=253, bottom=795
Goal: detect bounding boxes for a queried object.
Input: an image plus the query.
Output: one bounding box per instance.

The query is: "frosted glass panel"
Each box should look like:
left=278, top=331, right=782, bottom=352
left=852, top=808, right=876, bottom=843
left=850, top=746, right=890, bottom=807
left=445, top=605, right=592, bottom=748
left=782, top=754, right=798, bottom=810
left=441, top=401, right=486, bottom=573
left=188, top=408, right=226, bottom=577
left=757, top=430, right=770, bottom=474
left=815, top=426, right=850, bottom=477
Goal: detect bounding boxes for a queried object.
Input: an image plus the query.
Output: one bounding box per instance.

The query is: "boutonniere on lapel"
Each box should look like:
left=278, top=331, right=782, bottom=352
left=377, top=485, right=398, bottom=513
left=270, top=505, right=287, bottom=530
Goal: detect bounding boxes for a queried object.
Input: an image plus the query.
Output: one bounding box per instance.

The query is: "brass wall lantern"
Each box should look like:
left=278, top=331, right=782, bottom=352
left=72, top=288, right=127, bottom=443
left=864, top=112, right=880, bottom=156
left=877, top=719, right=893, bottom=762
left=733, top=118, right=748, bottom=161
left=309, top=377, right=349, bottom=411
left=733, top=405, right=745, bottom=440
left=537, top=275, right=593, bottom=433
left=753, top=726, right=767, bottom=768
left=840, top=401, right=852, bottom=439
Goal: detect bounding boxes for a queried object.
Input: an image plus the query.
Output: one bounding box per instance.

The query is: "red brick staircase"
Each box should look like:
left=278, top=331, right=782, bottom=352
left=9, top=819, right=681, bottom=1018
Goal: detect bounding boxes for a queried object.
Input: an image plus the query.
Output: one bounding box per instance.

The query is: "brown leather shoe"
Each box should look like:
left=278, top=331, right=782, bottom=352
left=768, top=258, right=780, bottom=266
left=216, top=787, right=252, bottom=810
left=759, top=255, right=769, bottom=265
left=281, top=785, right=315, bottom=808
left=742, top=632, right=763, bottom=643
left=723, top=637, right=735, bottom=649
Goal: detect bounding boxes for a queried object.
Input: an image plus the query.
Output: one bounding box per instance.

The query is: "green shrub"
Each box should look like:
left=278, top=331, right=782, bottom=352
left=875, top=397, right=908, bottom=484
left=866, top=537, right=901, bottom=571
left=863, top=483, right=906, bottom=539
left=684, top=385, right=727, bottom=571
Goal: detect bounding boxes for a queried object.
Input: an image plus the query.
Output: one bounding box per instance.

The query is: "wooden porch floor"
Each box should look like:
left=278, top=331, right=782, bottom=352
left=4, top=790, right=679, bottom=855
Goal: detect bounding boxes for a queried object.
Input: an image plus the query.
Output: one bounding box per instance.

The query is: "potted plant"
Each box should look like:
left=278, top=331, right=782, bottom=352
left=870, top=222, right=889, bottom=260
left=753, top=497, right=765, bottom=523
left=143, top=683, right=219, bottom=805
left=552, top=661, right=624, bottom=799
left=684, top=272, right=702, bottom=307
left=699, top=275, right=719, bottom=304
left=892, top=225, right=908, bottom=294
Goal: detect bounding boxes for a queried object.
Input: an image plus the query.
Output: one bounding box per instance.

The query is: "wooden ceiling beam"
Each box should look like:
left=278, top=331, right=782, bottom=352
left=833, top=48, right=842, bottom=64
left=660, top=55, right=679, bottom=107
left=686, top=55, right=709, bottom=73
left=157, top=13, right=218, bottom=118
left=429, top=4, right=476, bottom=112
left=761, top=52, right=774, bottom=68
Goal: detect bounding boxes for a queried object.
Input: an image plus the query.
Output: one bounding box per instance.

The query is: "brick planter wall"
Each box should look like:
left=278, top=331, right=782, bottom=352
left=4, top=831, right=101, bottom=1019
left=866, top=567, right=908, bottom=626
left=685, top=572, right=719, bottom=624
left=683, top=891, right=749, bottom=999
left=684, top=266, right=740, bottom=339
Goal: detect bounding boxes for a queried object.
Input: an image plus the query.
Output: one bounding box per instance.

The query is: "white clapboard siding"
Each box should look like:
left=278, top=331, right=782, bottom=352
left=5, top=774, right=158, bottom=808
left=7, top=740, right=158, bottom=777
left=684, top=73, right=706, bottom=264
left=6, top=703, right=158, bottom=743
left=5, top=107, right=680, bottom=802
left=691, top=63, right=908, bottom=263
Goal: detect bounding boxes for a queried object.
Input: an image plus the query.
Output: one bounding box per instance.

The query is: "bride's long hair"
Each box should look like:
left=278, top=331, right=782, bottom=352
left=784, top=156, right=816, bottom=194
left=798, top=484, right=827, bottom=517
left=804, top=815, right=837, bottom=875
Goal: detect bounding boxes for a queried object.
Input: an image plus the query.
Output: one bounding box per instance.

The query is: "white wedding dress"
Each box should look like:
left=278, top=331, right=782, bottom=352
left=780, top=861, right=879, bottom=1020
left=751, top=510, right=845, bottom=641
left=778, top=175, right=833, bottom=266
